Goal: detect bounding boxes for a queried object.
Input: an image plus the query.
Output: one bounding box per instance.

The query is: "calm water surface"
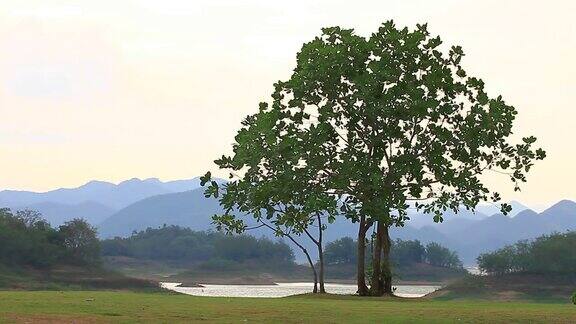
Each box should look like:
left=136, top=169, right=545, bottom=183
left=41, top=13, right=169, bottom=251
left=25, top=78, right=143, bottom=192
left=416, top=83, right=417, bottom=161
left=161, top=282, right=440, bottom=298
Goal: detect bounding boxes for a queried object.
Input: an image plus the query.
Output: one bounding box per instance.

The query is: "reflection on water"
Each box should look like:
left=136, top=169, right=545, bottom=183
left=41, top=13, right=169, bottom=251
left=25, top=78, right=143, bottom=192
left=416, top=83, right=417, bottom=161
left=161, top=282, right=440, bottom=298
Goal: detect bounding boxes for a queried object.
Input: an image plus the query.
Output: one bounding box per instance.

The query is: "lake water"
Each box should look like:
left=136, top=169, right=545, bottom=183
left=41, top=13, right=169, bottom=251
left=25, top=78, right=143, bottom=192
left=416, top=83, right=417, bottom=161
left=161, top=282, right=440, bottom=298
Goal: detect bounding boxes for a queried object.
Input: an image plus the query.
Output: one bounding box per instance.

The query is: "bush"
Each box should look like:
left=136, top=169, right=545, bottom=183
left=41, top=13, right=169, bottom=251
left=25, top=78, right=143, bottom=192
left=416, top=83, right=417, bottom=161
left=572, top=291, right=576, bottom=305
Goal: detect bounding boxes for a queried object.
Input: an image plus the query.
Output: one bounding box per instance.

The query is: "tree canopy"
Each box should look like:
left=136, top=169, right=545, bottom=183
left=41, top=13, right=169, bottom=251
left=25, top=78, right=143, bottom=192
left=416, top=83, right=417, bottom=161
left=324, top=237, right=462, bottom=269
left=0, top=208, right=100, bottom=268
left=101, top=225, right=295, bottom=267
left=203, top=20, right=545, bottom=295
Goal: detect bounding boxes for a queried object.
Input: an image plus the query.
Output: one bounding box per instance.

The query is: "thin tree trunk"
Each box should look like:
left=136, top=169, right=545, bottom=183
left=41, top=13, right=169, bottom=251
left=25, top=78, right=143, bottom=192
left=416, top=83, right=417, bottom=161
left=370, top=221, right=384, bottom=296
left=316, top=214, right=326, bottom=293
left=291, top=237, right=318, bottom=294
left=382, top=224, right=393, bottom=295
left=306, top=248, right=319, bottom=294
left=304, top=214, right=326, bottom=294
left=264, top=222, right=318, bottom=294
left=357, top=215, right=369, bottom=296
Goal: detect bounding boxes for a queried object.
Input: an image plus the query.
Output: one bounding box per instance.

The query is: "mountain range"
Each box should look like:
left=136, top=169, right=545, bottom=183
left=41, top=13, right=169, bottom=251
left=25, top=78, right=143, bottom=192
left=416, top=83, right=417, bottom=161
left=0, top=177, right=203, bottom=209
left=0, top=177, right=203, bottom=226
left=2, top=178, right=575, bottom=264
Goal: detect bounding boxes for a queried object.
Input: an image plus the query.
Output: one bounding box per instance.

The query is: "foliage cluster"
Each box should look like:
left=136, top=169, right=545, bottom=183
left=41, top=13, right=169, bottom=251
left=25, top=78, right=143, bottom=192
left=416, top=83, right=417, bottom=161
left=325, top=237, right=462, bottom=269
left=101, top=225, right=295, bottom=267
left=0, top=208, right=100, bottom=268
left=477, top=232, right=576, bottom=275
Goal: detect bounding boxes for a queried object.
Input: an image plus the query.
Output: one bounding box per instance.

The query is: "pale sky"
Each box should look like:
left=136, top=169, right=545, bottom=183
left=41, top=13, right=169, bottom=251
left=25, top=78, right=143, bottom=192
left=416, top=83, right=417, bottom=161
left=0, top=0, right=575, bottom=209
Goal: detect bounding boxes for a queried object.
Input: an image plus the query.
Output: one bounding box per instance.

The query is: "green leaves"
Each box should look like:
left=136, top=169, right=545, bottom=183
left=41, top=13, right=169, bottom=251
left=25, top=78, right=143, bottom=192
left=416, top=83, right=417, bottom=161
left=212, top=214, right=246, bottom=235
left=500, top=203, right=513, bottom=215
left=200, top=172, right=212, bottom=186
left=433, top=212, right=443, bottom=223
left=205, top=20, right=545, bottom=243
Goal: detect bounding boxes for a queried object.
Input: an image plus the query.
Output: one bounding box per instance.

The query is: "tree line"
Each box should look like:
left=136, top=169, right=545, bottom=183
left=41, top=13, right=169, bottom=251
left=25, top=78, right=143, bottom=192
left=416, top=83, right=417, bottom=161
left=101, top=225, right=295, bottom=269
left=324, top=237, right=462, bottom=269
left=477, top=231, right=576, bottom=275
left=0, top=208, right=100, bottom=268
left=0, top=208, right=297, bottom=272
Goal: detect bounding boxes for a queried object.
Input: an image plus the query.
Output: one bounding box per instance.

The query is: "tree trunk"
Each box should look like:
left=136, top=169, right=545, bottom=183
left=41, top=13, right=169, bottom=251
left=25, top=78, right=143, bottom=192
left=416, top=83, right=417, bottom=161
left=317, top=214, right=326, bottom=293
left=357, top=216, right=370, bottom=296
left=370, top=221, right=384, bottom=296
left=381, top=224, right=393, bottom=295
left=302, top=246, right=319, bottom=294
left=283, top=232, right=318, bottom=294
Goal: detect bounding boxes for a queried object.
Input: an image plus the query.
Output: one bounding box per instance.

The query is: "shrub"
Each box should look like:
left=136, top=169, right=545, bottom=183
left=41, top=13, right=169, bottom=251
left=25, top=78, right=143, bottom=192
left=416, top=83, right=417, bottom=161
left=571, top=291, right=576, bottom=305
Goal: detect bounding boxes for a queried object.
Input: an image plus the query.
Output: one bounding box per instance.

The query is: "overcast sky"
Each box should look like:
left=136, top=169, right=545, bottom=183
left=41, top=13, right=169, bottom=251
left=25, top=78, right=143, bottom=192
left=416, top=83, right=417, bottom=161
left=0, top=0, right=575, bottom=209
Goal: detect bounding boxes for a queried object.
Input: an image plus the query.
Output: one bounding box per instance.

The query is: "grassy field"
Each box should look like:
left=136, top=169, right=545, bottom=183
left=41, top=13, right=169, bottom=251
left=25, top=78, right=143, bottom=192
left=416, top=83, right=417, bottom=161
left=0, top=291, right=575, bottom=323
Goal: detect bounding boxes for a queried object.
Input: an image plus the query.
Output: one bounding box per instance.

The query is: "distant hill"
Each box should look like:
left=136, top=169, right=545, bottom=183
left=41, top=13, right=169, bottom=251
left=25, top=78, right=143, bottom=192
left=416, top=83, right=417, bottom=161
left=0, top=177, right=204, bottom=210
left=474, top=201, right=529, bottom=217
left=0, top=177, right=208, bottom=226
left=407, top=209, right=489, bottom=229
left=98, top=188, right=220, bottom=238
left=13, top=201, right=116, bottom=227
left=407, top=200, right=529, bottom=229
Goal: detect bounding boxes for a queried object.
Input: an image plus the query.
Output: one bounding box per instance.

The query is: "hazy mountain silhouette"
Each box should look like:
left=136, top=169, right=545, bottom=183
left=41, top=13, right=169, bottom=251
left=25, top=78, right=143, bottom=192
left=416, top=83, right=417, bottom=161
left=407, top=200, right=528, bottom=230
left=408, top=209, right=489, bottom=229
left=0, top=177, right=203, bottom=210
left=539, top=199, right=576, bottom=229
left=14, top=201, right=116, bottom=227
left=98, top=188, right=220, bottom=238
left=474, top=200, right=529, bottom=218
left=160, top=178, right=203, bottom=192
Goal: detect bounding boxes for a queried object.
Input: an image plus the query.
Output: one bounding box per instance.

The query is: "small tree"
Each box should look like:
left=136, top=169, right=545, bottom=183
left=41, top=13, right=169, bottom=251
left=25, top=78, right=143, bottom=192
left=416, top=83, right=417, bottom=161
left=202, top=169, right=336, bottom=293
left=58, top=218, right=100, bottom=265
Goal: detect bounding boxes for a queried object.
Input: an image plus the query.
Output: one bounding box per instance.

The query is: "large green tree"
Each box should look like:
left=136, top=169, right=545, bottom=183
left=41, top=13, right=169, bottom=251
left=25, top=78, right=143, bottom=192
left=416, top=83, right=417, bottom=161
left=205, top=21, right=544, bottom=296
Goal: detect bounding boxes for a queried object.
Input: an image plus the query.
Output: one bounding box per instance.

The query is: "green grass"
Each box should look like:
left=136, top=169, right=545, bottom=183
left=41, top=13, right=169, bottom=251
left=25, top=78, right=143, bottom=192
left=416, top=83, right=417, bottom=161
left=1, top=291, right=575, bottom=323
